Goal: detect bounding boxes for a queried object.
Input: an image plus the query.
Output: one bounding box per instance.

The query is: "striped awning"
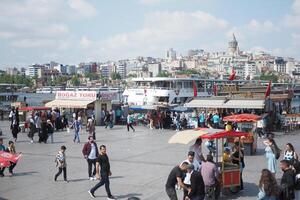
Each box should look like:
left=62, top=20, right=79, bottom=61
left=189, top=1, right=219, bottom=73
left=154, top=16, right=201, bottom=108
left=45, top=99, right=95, bottom=109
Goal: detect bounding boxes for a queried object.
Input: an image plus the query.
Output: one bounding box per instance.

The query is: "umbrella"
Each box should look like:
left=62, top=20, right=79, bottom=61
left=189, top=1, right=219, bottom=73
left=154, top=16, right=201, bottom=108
left=201, top=130, right=250, bottom=140
left=223, top=114, right=261, bottom=122
left=168, top=128, right=224, bottom=145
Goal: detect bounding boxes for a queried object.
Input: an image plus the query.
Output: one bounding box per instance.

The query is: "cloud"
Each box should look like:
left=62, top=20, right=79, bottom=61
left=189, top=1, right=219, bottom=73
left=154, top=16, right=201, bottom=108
left=0, top=31, right=16, bottom=39
left=139, top=0, right=162, bottom=5
left=80, top=36, right=92, bottom=48
left=67, top=0, right=97, bottom=18
left=94, top=11, right=229, bottom=59
left=285, top=0, right=300, bottom=27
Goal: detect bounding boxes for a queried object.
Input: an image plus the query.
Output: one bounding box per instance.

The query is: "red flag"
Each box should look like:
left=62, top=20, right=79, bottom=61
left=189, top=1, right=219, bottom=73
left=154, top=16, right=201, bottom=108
left=265, top=80, right=271, bottom=98
left=0, top=157, right=10, bottom=167
left=0, top=151, right=22, bottom=163
left=213, top=84, right=218, bottom=96
left=192, top=81, right=197, bottom=97
left=228, top=68, right=236, bottom=81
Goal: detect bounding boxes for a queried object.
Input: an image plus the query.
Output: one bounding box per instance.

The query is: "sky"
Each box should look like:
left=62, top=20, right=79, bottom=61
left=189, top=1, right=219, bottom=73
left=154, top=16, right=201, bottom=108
left=0, top=0, right=300, bottom=69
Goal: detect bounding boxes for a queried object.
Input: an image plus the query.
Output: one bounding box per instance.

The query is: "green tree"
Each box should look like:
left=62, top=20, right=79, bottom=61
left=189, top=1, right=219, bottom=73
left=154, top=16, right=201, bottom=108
left=156, top=71, right=171, bottom=77
left=111, top=72, right=122, bottom=80
left=70, top=75, right=80, bottom=86
left=176, top=69, right=200, bottom=75
left=0, top=74, right=33, bottom=87
left=253, top=73, right=278, bottom=83
left=85, top=73, right=100, bottom=80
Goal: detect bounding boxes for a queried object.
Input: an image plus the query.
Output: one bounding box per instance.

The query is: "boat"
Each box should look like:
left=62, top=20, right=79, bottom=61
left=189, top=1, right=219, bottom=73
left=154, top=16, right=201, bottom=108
left=123, top=77, right=251, bottom=106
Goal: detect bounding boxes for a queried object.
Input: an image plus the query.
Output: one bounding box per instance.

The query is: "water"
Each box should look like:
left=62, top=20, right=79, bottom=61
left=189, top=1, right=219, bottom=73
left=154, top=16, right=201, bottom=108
left=16, top=93, right=55, bottom=106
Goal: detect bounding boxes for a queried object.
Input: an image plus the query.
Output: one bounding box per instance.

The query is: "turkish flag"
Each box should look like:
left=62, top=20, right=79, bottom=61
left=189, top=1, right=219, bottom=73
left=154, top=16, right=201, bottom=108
left=265, top=80, right=271, bottom=98
left=0, top=151, right=22, bottom=164
left=228, top=68, right=236, bottom=81
left=0, top=157, right=10, bottom=167
left=192, top=81, right=197, bottom=97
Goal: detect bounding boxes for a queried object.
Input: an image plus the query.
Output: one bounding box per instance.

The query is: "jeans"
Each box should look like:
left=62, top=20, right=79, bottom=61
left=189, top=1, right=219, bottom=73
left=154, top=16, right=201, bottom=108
left=87, top=159, right=96, bottom=178
left=166, top=187, right=178, bottom=200
left=90, top=173, right=112, bottom=197
left=55, top=167, right=67, bottom=181
left=176, top=122, right=181, bottom=130
left=190, top=195, right=205, bottom=200
left=74, top=130, right=80, bottom=142
left=9, top=162, right=16, bottom=173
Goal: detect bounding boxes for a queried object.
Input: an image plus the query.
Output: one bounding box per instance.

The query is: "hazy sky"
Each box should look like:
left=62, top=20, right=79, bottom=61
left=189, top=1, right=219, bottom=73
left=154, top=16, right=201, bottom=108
left=0, top=0, right=299, bottom=69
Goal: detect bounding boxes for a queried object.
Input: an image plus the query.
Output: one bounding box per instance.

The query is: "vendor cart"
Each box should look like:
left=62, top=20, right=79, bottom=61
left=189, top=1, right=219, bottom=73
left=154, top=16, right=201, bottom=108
left=200, top=130, right=250, bottom=193
left=223, top=114, right=261, bottom=155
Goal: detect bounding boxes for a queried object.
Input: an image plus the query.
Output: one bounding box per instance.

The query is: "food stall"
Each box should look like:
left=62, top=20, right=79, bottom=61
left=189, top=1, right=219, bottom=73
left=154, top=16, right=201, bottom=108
left=223, top=114, right=261, bottom=155
left=200, top=130, right=249, bottom=192
left=168, top=128, right=250, bottom=194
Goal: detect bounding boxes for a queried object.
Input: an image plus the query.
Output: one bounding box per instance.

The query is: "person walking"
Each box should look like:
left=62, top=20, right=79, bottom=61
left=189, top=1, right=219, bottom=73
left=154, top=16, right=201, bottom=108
left=47, top=119, right=54, bottom=143
left=263, top=138, right=279, bottom=176
left=28, top=114, right=36, bottom=143
left=199, top=111, right=205, bottom=128
left=186, top=164, right=205, bottom=200
left=293, top=161, right=300, bottom=200
left=280, top=160, right=295, bottom=200
left=165, top=162, right=190, bottom=200
left=9, top=107, right=20, bottom=142
left=34, top=113, right=42, bottom=138
left=189, top=138, right=204, bottom=165
left=284, top=143, right=299, bottom=165
left=82, top=136, right=99, bottom=180
left=88, top=145, right=115, bottom=199
left=201, top=154, right=220, bottom=200
left=257, top=169, right=279, bottom=200
left=72, top=117, right=81, bottom=143
left=54, top=145, right=68, bottom=182
left=127, top=113, right=135, bottom=132
left=87, top=118, right=96, bottom=140
left=104, top=111, right=111, bottom=129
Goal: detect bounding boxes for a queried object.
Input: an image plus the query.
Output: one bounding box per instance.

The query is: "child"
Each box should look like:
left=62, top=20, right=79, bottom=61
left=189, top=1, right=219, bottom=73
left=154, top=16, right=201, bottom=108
left=54, top=145, right=68, bottom=182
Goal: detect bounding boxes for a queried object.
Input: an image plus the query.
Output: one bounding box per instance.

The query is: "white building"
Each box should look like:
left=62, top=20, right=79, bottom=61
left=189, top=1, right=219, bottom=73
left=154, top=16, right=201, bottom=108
left=28, top=64, right=45, bottom=78
left=273, top=57, right=287, bottom=74
left=54, top=64, right=67, bottom=75
left=66, top=65, right=76, bottom=75
left=148, top=63, right=162, bottom=77
left=244, top=62, right=259, bottom=79
left=166, top=48, right=176, bottom=62
left=115, top=63, right=127, bottom=79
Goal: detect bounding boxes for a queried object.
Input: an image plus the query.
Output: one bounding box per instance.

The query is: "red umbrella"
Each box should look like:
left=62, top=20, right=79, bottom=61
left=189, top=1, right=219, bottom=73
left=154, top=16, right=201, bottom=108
left=223, top=114, right=261, bottom=122
left=19, top=106, right=50, bottom=111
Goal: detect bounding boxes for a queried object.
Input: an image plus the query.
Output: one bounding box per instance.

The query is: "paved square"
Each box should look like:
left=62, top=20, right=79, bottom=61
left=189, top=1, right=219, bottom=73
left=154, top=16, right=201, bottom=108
left=0, top=121, right=298, bottom=200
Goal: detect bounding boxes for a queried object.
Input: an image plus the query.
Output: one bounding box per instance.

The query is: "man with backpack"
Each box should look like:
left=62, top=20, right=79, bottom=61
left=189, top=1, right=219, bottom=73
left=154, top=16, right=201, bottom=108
left=280, top=160, right=295, bottom=200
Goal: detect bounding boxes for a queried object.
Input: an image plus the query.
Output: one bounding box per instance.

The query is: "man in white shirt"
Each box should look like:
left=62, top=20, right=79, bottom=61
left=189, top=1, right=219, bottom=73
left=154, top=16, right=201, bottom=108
left=181, top=151, right=201, bottom=200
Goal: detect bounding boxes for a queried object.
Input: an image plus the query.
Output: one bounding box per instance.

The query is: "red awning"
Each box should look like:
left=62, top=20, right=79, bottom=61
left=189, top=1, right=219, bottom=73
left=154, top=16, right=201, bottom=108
left=201, top=130, right=250, bottom=139
left=19, top=106, right=51, bottom=111
left=223, top=114, right=261, bottom=122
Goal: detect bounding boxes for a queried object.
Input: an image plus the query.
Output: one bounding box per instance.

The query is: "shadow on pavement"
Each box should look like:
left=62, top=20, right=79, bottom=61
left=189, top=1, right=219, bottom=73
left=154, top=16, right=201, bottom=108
left=115, top=193, right=142, bottom=199
left=68, top=178, right=87, bottom=182
left=110, top=176, right=124, bottom=179
left=220, top=182, right=258, bottom=199
left=13, top=171, right=38, bottom=176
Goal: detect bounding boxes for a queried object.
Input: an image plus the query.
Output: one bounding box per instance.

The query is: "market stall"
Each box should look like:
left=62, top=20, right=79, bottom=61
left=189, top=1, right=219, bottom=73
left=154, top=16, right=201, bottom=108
left=223, top=114, right=261, bottom=155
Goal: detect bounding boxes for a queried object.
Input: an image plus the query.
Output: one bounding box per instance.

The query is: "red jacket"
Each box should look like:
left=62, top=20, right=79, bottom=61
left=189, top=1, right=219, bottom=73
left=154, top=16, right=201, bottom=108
left=82, top=142, right=99, bottom=158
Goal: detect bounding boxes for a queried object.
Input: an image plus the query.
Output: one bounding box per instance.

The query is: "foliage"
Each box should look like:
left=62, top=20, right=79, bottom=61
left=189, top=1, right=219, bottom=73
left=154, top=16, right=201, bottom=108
left=70, top=75, right=80, bottom=86
left=253, top=73, right=278, bottom=83
left=0, top=74, right=33, bottom=87
left=156, top=71, right=171, bottom=77
left=176, top=69, right=200, bottom=75
left=85, top=72, right=100, bottom=80
left=111, top=72, right=122, bottom=80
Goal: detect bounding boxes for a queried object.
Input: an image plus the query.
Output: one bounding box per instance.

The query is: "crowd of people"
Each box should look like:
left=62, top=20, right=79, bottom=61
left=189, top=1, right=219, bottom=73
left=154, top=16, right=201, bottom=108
left=165, top=136, right=300, bottom=200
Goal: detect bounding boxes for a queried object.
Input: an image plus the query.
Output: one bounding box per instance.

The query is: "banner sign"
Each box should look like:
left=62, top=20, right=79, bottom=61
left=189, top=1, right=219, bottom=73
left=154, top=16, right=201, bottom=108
left=55, top=91, right=97, bottom=101
left=0, top=151, right=22, bottom=167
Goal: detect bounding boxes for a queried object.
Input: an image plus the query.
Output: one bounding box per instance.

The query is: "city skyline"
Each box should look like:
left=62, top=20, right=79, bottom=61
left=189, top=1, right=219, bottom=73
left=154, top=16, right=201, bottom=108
left=0, top=0, right=299, bottom=68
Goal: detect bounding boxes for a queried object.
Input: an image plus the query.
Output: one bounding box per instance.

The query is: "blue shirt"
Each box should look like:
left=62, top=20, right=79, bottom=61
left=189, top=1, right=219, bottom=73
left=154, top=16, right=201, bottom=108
left=0, top=144, right=6, bottom=151
left=199, top=114, right=205, bottom=123
left=212, top=115, right=220, bottom=124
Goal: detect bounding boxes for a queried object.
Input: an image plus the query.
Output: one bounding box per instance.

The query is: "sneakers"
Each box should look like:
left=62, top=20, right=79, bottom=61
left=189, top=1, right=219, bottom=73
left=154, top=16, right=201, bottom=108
left=89, top=177, right=95, bottom=181
left=88, top=190, right=96, bottom=198
left=107, top=195, right=116, bottom=200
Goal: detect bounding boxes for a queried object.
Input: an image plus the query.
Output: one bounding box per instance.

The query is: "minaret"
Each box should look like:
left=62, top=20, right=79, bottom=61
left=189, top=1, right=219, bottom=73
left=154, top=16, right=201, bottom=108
left=228, top=33, right=238, bottom=55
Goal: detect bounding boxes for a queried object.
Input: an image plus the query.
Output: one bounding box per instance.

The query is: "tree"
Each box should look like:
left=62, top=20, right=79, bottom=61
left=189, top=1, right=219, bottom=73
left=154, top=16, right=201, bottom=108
left=70, top=75, right=80, bottom=86
left=111, top=72, right=122, bottom=80
left=0, top=74, right=33, bottom=87
left=156, top=71, right=171, bottom=77
left=85, top=73, right=100, bottom=80
left=253, top=73, right=278, bottom=83
left=176, top=69, right=200, bottom=75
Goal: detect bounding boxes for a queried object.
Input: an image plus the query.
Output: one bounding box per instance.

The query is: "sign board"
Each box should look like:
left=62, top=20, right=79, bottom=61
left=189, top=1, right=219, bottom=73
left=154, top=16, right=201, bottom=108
left=55, top=91, right=97, bottom=101
left=100, top=92, right=118, bottom=101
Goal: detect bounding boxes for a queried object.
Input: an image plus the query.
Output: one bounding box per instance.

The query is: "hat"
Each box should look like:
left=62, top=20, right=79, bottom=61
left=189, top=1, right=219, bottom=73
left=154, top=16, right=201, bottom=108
left=224, top=147, right=231, bottom=152
left=187, top=164, right=194, bottom=170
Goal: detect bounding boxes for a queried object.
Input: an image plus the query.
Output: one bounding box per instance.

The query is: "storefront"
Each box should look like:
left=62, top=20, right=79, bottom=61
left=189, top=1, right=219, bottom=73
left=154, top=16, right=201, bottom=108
left=45, top=91, right=103, bottom=125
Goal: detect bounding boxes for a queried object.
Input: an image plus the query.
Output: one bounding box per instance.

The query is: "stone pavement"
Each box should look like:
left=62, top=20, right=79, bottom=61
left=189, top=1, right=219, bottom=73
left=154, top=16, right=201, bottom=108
left=0, top=120, right=299, bottom=200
